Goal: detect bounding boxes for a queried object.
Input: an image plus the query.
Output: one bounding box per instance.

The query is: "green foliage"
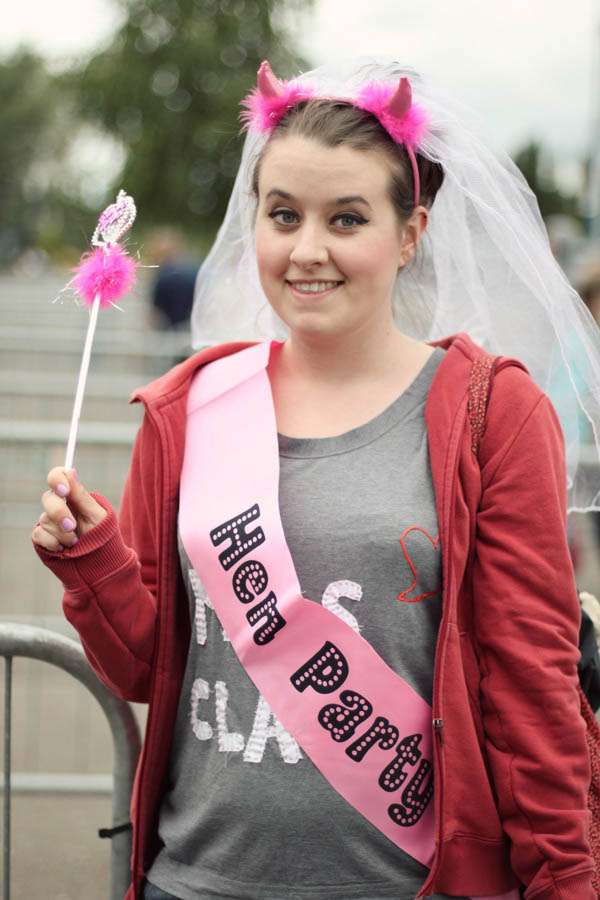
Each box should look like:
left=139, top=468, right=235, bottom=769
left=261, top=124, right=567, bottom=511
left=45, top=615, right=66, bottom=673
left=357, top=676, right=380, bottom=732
left=513, top=140, right=582, bottom=222
left=0, top=0, right=312, bottom=266
left=0, top=48, right=74, bottom=264
left=57, top=0, right=314, bottom=245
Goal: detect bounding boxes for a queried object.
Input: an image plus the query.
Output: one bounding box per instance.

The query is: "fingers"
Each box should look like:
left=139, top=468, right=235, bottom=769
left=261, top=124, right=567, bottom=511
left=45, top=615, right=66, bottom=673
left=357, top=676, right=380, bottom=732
left=47, top=466, right=76, bottom=499
left=31, top=467, right=81, bottom=553
left=42, top=504, right=79, bottom=544
left=33, top=467, right=107, bottom=553
left=31, top=526, right=64, bottom=552
left=46, top=466, right=106, bottom=529
left=41, top=488, right=77, bottom=533
left=31, top=514, right=67, bottom=552
left=33, top=501, right=79, bottom=551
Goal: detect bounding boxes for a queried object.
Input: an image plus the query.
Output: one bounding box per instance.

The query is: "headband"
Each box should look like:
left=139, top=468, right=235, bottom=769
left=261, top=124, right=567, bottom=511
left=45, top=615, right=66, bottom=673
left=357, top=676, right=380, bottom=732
left=239, top=60, right=429, bottom=209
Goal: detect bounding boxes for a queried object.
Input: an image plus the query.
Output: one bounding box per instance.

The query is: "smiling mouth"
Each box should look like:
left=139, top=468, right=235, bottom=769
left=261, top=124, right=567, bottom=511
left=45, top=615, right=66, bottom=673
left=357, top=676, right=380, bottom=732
left=286, top=280, right=344, bottom=296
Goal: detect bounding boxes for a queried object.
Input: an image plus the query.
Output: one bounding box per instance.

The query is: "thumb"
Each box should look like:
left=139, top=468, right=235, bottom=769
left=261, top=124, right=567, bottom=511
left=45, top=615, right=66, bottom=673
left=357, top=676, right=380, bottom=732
left=63, top=468, right=107, bottom=525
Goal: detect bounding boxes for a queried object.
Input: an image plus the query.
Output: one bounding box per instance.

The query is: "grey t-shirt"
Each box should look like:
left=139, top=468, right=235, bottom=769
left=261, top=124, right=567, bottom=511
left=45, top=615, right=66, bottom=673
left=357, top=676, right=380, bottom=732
left=147, top=346, right=464, bottom=900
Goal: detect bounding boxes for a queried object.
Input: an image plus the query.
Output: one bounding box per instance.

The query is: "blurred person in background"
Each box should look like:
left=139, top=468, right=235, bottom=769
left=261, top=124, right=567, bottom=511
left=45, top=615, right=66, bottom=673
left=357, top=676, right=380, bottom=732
left=31, top=57, right=600, bottom=900
left=146, top=226, right=201, bottom=333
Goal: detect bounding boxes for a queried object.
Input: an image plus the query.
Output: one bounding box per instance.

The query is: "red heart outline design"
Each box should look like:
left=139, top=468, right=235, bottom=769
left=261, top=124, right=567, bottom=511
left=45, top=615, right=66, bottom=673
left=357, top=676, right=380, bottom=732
left=395, top=525, right=441, bottom=604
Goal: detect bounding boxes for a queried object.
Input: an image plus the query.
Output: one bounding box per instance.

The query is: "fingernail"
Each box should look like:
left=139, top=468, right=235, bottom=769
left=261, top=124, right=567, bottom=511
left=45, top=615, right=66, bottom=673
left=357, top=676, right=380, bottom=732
left=57, top=544, right=65, bottom=552
left=71, top=469, right=79, bottom=483
left=56, top=483, right=69, bottom=497
left=62, top=517, right=76, bottom=532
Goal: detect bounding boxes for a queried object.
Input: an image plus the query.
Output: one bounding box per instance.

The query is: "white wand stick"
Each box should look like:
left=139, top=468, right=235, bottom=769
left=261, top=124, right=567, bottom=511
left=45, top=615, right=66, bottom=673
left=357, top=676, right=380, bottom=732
left=64, top=291, right=102, bottom=471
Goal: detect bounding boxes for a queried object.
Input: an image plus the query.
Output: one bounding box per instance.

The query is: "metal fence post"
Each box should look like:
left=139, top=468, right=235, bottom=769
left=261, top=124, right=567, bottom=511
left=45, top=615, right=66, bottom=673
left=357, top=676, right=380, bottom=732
left=0, top=623, right=142, bottom=900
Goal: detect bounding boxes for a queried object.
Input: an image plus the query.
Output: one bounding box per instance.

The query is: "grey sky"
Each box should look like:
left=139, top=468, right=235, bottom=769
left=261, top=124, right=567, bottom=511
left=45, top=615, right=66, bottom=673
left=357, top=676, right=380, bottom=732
left=3, top=0, right=598, bottom=192
left=290, top=0, right=598, bottom=190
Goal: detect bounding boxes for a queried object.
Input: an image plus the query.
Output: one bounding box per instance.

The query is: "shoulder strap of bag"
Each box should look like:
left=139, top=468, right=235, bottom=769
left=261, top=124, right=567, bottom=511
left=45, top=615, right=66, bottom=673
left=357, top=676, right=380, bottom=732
left=467, top=353, right=497, bottom=457
left=467, top=352, right=600, bottom=889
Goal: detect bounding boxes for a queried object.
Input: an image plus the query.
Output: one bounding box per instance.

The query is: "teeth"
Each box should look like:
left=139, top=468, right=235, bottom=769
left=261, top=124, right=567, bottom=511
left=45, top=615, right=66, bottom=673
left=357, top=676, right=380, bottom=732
left=291, top=281, right=341, bottom=294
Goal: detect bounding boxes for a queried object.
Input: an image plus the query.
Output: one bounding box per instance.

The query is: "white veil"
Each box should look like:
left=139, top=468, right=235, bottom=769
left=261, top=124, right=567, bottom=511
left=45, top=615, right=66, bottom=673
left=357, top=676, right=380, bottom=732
left=191, top=55, right=600, bottom=515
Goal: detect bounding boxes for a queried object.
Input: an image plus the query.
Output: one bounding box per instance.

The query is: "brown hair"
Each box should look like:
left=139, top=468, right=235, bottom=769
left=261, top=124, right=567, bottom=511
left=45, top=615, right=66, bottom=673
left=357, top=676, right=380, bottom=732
left=250, top=98, right=444, bottom=221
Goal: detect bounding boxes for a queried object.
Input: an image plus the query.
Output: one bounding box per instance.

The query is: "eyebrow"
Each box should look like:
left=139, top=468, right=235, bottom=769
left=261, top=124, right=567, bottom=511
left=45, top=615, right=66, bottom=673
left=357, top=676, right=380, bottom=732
left=265, top=188, right=372, bottom=209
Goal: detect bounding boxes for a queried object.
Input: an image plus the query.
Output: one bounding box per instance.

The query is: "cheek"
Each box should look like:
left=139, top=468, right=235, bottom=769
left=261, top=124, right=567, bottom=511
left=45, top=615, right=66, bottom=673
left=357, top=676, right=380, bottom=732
left=255, top=225, right=288, bottom=277
left=341, top=235, right=398, bottom=280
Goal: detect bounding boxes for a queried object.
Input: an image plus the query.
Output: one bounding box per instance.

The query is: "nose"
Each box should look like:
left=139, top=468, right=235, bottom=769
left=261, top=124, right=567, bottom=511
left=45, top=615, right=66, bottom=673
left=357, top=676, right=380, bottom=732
left=288, top=223, right=329, bottom=268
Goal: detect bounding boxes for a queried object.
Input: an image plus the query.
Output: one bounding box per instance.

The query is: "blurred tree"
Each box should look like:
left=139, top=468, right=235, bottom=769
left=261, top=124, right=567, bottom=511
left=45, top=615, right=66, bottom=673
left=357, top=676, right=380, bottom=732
left=58, top=0, right=314, bottom=248
left=513, top=140, right=581, bottom=223
left=0, top=47, right=123, bottom=266
left=0, top=49, right=69, bottom=264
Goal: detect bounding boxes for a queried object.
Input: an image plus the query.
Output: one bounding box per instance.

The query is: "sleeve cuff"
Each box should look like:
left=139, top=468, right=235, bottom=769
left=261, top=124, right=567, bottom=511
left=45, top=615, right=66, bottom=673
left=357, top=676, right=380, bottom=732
left=527, top=870, right=596, bottom=899
left=31, top=492, right=137, bottom=592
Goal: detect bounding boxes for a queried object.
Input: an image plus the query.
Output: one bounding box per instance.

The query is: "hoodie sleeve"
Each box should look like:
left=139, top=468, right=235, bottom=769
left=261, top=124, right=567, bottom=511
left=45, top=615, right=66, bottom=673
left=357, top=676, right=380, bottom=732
left=472, top=386, right=595, bottom=899
left=31, top=413, right=160, bottom=703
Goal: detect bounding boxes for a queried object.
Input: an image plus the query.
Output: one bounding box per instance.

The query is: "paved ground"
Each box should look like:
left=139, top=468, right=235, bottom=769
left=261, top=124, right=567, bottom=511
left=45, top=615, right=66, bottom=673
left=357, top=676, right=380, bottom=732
left=7, top=793, right=112, bottom=899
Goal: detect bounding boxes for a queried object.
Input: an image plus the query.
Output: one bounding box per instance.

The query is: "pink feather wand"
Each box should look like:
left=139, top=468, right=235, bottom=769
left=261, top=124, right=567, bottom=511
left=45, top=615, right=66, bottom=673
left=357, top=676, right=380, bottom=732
left=59, top=190, right=138, bottom=470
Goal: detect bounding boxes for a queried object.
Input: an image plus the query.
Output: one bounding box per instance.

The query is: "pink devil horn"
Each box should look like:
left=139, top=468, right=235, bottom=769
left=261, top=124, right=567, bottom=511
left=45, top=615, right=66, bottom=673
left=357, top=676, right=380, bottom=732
left=257, top=60, right=284, bottom=99
left=385, top=76, right=412, bottom=120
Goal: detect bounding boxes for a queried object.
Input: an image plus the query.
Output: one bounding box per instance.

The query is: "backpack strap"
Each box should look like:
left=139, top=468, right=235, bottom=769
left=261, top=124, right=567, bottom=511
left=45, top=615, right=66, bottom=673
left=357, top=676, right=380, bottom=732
left=467, top=353, right=497, bottom=456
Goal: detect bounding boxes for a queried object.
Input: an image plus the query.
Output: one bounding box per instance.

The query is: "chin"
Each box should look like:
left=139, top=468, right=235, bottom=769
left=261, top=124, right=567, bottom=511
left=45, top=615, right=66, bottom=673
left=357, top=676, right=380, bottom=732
left=266, top=289, right=354, bottom=338
left=288, top=312, right=354, bottom=341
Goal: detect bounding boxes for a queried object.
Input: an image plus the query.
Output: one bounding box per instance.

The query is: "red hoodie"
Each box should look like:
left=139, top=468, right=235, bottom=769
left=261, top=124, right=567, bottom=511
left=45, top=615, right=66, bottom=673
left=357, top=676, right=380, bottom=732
left=33, top=331, right=594, bottom=899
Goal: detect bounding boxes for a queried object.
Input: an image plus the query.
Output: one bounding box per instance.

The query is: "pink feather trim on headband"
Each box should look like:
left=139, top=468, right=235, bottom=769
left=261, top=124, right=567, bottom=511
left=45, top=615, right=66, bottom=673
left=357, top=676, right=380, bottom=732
left=356, top=81, right=428, bottom=148
left=239, top=61, right=429, bottom=156
left=239, top=79, right=315, bottom=132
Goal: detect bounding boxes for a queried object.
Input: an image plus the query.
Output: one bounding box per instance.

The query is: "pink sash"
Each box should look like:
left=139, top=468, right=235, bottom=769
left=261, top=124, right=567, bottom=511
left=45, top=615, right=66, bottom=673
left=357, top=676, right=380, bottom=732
left=179, top=340, right=519, bottom=899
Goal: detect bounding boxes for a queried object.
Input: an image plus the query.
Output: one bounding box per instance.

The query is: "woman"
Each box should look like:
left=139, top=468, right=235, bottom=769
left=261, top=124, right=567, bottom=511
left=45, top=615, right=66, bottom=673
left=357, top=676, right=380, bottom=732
left=32, top=58, right=600, bottom=899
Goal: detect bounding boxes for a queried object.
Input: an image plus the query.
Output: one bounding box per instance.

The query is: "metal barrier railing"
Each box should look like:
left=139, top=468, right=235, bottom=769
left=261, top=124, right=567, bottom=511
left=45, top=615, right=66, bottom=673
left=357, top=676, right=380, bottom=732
left=0, top=623, right=142, bottom=900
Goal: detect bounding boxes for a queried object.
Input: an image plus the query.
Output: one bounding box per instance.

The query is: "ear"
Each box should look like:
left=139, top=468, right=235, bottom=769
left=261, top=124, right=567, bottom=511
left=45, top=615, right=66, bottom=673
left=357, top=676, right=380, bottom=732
left=398, top=205, right=428, bottom=268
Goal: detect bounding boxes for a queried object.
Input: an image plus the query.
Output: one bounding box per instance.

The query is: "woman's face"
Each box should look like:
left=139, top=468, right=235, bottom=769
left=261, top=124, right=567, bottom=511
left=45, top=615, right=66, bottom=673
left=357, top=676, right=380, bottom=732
left=254, top=135, right=427, bottom=340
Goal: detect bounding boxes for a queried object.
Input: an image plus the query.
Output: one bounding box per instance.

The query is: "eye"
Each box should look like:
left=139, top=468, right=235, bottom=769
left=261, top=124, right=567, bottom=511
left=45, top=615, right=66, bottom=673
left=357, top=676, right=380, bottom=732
left=268, top=209, right=298, bottom=226
left=334, top=213, right=367, bottom=229
left=268, top=209, right=368, bottom=229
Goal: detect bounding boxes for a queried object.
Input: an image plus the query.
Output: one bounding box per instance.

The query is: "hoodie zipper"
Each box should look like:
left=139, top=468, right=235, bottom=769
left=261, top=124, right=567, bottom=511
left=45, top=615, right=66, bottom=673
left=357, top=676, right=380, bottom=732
left=415, top=395, right=465, bottom=898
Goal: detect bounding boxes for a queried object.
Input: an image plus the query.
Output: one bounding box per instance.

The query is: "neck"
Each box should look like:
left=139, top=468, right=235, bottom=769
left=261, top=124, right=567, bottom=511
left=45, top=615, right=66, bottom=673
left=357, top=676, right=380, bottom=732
left=272, top=320, right=423, bottom=386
